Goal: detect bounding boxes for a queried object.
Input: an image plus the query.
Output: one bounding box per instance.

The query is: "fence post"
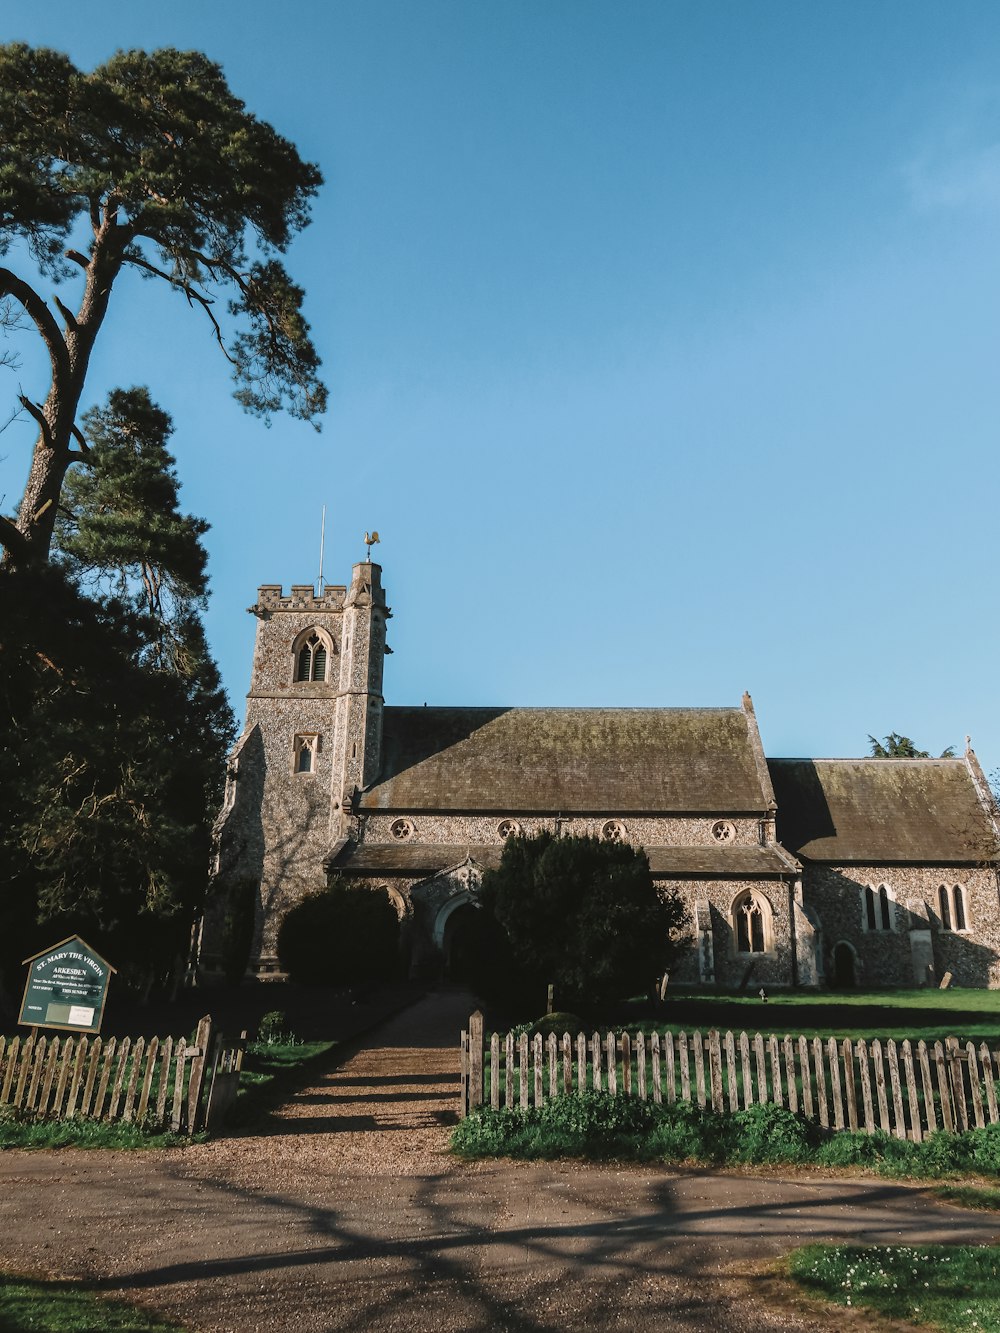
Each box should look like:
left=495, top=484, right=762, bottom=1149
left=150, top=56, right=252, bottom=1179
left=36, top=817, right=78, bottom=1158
left=187, top=1015, right=214, bottom=1132
left=468, top=1011, right=484, bottom=1113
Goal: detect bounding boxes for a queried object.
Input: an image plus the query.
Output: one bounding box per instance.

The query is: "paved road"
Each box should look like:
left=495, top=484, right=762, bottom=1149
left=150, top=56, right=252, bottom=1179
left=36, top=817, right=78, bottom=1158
left=1, top=988, right=998, bottom=1332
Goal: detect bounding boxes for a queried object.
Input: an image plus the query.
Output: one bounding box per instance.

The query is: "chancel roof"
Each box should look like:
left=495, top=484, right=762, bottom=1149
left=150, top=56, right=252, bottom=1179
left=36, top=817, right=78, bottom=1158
left=768, top=758, right=998, bottom=864
left=359, top=706, right=771, bottom=814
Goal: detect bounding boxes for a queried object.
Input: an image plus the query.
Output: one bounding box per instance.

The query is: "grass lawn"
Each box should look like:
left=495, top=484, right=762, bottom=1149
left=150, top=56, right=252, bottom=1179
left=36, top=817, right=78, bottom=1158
left=617, top=988, right=1000, bottom=1044
left=788, top=1243, right=1000, bottom=1331
left=0, top=1273, right=183, bottom=1331
left=227, top=1038, right=336, bottom=1127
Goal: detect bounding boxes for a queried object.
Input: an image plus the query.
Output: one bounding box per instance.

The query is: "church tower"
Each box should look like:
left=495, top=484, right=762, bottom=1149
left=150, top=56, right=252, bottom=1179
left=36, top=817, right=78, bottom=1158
left=201, top=562, right=389, bottom=979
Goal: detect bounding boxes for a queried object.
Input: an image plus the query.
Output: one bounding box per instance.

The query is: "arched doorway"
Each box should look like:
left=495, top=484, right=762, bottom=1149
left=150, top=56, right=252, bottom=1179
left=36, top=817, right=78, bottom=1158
left=832, top=942, right=857, bottom=989
left=440, top=901, right=481, bottom=981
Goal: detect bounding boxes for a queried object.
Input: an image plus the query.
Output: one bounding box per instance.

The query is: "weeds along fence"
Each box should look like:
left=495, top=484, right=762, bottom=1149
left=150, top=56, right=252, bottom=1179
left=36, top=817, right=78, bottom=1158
left=0, top=1015, right=246, bottom=1133
left=459, top=1011, right=1000, bottom=1142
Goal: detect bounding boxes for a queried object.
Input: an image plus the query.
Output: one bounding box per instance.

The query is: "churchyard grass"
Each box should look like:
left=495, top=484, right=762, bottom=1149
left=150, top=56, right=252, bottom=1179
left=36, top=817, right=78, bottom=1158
left=933, top=1183, right=1000, bottom=1211
left=0, top=1271, right=184, bottom=1331
left=626, top=988, right=1000, bottom=1044
left=786, top=1243, right=1000, bottom=1331
left=229, top=1036, right=335, bottom=1127
left=0, top=1106, right=202, bottom=1149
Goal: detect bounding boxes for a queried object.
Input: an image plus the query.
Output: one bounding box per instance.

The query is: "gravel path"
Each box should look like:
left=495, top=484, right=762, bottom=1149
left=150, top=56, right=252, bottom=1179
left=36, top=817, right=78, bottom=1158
left=1, top=988, right=999, bottom=1332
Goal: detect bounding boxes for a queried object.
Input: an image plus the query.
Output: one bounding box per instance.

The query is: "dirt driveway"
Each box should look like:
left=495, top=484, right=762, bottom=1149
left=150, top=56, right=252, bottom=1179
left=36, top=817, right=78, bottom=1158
left=1, top=988, right=999, bottom=1332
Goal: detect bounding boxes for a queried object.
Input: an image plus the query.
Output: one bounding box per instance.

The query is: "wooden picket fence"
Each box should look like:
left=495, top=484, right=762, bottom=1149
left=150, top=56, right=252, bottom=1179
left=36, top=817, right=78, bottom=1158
left=0, top=1015, right=247, bottom=1134
left=459, top=1012, right=1000, bottom=1142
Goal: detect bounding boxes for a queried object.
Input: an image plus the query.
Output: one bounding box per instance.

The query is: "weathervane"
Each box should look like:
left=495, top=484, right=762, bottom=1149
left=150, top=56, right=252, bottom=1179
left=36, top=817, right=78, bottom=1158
left=364, top=529, right=380, bottom=560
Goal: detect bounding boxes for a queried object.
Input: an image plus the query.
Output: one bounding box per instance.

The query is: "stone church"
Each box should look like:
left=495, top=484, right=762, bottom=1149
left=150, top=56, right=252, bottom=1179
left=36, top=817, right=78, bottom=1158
left=200, top=561, right=1000, bottom=989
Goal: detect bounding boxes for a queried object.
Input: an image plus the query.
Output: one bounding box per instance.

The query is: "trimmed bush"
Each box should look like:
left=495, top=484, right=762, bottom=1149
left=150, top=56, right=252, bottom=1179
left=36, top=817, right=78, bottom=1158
left=277, top=877, right=400, bottom=986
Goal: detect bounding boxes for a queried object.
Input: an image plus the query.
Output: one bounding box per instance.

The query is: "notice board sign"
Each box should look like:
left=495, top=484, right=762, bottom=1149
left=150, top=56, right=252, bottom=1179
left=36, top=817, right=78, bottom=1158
left=18, top=936, right=116, bottom=1034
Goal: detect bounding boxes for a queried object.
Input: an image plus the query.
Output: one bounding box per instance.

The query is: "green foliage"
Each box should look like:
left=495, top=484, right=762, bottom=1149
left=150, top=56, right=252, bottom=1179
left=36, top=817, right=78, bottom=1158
left=453, top=1091, right=1000, bottom=1180
left=788, top=1243, right=1000, bottom=1331
left=0, top=1111, right=202, bottom=1150
left=277, top=878, right=401, bottom=986
left=479, top=832, right=687, bottom=1008
left=935, top=1183, right=1000, bottom=1212
left=0, top=388, right=235, bottom=993
left=728, top=1103, right=820, bottom=1163
left=0, top=43, right=325, bottom=420
left=255, top=1010, right=298, bottom=1045
left=0, top=1271, right=184, bottom=1331
left=0, top=42, right=325, bottom=565
left=56, top=390, right=211, bottom=653
left=868, top=731, right=956, bottom=759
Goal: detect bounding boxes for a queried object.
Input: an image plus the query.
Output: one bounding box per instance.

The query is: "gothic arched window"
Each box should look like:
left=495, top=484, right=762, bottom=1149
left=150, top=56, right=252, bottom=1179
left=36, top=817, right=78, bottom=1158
left=296, top=632, right=328, bottom=682
left=733, top=891, right=769, bottom=954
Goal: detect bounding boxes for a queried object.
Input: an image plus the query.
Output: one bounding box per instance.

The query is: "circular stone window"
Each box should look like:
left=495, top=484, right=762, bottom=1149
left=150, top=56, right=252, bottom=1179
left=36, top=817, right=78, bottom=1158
left=497, top=819, right=522, bottom=839
left=711, top=820, right=736, bottom=842
left=602, top=819, right=627, bottom=842
left=390, top=818, right=414, bottom=840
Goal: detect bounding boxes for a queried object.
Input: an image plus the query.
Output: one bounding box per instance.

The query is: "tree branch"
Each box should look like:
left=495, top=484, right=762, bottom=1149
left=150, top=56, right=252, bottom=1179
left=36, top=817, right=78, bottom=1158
left=69, top=422, right=88, bottom=452
left=53, top=296, right=78, bottom=333
left=121, top=251, right=236, bottom=364
left=0, top=512, right=29, bottom=563
left=18, top=395, right=53, bottom=450
left=65, top=250, right=90, bottom=270
left=0, top=269, right=69, bottom=381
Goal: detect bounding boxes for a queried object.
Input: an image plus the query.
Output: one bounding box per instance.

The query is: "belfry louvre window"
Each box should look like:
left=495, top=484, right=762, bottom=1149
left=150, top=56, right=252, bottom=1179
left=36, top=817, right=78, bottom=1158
left=864, top=885, right=893, bottom=931
left=297, top=633, right=328, bottom=682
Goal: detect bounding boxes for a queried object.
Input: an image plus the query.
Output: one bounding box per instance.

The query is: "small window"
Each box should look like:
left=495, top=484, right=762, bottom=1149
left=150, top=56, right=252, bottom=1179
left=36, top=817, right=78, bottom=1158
left=953, top=885, right=966, bottom=931
left=863, top=884, right=893, bottom=932
left=938, top=884, right=952, bottom=931
left=294, top=734, right=319, bottom=774
left=940, top=884, right=967, bottom=932
left=296, top=632, right=328, bottom=682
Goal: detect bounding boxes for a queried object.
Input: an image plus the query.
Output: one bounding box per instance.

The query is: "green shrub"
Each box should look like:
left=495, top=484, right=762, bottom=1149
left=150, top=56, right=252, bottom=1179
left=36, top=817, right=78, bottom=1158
left=968, top=1122, right=1000, bottom=1175
left=254, top=1010, right=299, bottom=1045
left=729, top=1103, right=819, bottom=1163
left=816, top=1129, right=909, bottom=1169
left=645, top=1101, right=723, bottom=1162
left=511, top=1012, right=584, bottom=1040
left=277, top=877, right=400, bottom=985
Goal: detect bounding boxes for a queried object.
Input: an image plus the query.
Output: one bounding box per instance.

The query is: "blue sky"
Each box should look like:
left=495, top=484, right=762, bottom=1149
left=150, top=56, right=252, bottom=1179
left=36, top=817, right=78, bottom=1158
left=3, top=2, right=1000, bottom=771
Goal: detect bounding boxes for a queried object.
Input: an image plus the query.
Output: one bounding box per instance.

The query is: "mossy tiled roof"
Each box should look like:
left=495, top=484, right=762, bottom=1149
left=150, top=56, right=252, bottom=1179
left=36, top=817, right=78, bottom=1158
left=768, top=758, right=997, bottom=863
left=335, top=842, right=796, bottom=877
left=360, top=706, right=769, bottom=813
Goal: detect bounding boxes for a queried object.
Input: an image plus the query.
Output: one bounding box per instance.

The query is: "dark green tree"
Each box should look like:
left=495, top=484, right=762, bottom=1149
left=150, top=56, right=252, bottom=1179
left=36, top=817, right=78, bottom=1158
left=479, top=832, right=687, bottom=1008
left=56, top=386, right=213, bottom=671
left=868, top=733, right=956, bottom=759
left=0, top=43, right=325, bottom=566
left=0, top=389, right=234, bottom=1002
left=277, top=879, right=401, bottom=986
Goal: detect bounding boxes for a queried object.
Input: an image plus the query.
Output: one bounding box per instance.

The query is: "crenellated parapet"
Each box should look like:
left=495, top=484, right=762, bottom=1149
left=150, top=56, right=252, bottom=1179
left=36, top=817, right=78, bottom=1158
left=250, top=583, right=347, bottom=617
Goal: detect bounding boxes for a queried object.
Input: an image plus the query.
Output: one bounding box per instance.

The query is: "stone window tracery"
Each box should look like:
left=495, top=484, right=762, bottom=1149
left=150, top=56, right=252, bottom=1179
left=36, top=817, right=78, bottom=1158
left=497, top=819, right=522, bottom=839
left=733, top=890, right=770, bottom=954
left=602, top=819, right=627, bottom=842
left=390, top=818, right=414, bottom=840
left=711, top=820, right=736, bottom=842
